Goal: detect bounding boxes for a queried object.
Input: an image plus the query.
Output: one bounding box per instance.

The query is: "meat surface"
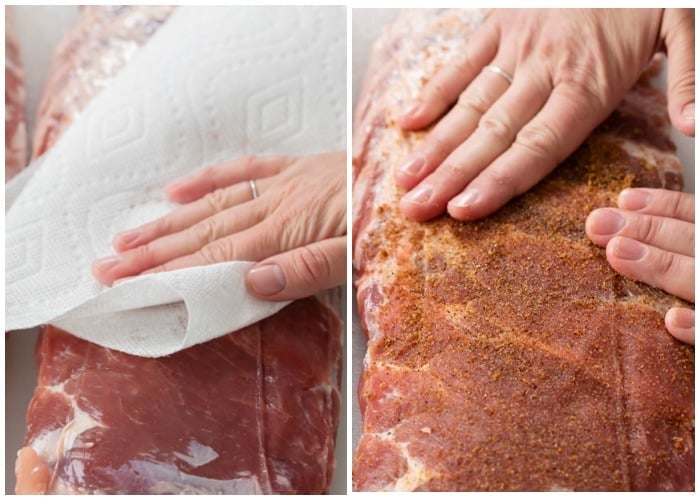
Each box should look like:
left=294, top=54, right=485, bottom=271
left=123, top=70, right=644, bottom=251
left=5, top=7, right=28, bottom=180
left=30, top=5, right=174, bottom=159
left=353, top=10, right=694, bottom=492
left=15, top=6, right=343, bottom=493
left=16, top=296, right=342, bottom=494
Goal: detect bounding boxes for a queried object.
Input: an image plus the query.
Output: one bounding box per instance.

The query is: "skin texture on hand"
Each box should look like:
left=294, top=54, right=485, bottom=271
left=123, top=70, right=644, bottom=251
left=92, top=151, right=347, bottom=301
left=396, top=8, right=695, bottom=222
left=586, top=188, right=695, bottom=345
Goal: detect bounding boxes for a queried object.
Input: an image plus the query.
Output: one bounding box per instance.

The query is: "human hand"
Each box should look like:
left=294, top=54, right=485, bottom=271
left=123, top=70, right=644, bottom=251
left=92, top=151, right=346, bottom=301
left=586, top=188, right=694, bottom=345
left=396, top=8, right=695, bottom=221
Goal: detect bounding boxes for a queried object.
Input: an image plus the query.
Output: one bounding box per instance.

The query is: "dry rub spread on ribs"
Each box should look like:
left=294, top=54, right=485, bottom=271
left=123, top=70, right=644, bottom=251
left=353, top=9, right=693, bottom=492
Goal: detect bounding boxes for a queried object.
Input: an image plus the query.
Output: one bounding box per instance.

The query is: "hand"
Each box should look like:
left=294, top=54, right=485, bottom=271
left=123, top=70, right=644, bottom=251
left=586, top=188, right=694, bottom=345
left=92, top=152, right=347, bottom=301
left=396, top=8, right=695, bottom=221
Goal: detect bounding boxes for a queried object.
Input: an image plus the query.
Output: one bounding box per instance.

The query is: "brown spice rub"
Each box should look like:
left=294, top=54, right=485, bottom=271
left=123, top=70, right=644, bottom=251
left=353, top=9, right=693, bottom=492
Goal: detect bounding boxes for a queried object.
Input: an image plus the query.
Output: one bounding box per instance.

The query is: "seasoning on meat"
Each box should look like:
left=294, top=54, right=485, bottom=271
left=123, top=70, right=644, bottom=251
left=353, top=9, right=694, bottom=492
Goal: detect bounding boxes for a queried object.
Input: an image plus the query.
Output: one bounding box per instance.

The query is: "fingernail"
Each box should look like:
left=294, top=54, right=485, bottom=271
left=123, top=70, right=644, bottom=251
left=682, top=102, right=694, bottom=122
left=248, top=264, right=286, bottom=296
left=669, top=308, right=695, bottom=330
left=451, top=189, right=479, bottom=208
left=613, top=238, right=646, bottom=261
left=403, top=185, right=433, bottom=205
left=93, top=255, right=122, bottom=271
left=114, top=228, right=141, bottom=248
left=402, top=100, right=422, bottom=118
left=619, top=189, right=652, bottom=211
left=588, top=209, right=625, bottom=236
left=398, top=156, right=425, bottom=177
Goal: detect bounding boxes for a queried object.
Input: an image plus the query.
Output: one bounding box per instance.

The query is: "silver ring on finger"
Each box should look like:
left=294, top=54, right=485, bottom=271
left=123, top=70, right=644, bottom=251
left=248, top=179, right=259, bottom=199
left=483, top=65, right=514, bottom=85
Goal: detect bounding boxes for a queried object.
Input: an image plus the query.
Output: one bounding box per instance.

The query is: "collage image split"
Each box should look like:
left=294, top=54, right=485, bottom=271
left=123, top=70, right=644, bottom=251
left=3, top=4, right=696, bottom=495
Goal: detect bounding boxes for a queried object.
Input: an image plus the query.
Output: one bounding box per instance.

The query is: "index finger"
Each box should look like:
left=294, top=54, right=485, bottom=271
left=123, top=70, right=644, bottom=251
left=166, top=155, right=291, bottom=203
left=398, top=20, right=499, bottom=130
left=618, top=188, right=694, bottom=223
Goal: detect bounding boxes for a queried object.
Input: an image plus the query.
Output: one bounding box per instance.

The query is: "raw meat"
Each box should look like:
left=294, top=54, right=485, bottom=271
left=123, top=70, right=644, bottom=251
left=15, top=296, right=342, bottom=494
left=352, top=9, right=694, bottom=492
left=30, top=5, right=174, bottom=159
left=5, top=6, right=28, bottom=180
left=15, top=6, right=343, bottom=493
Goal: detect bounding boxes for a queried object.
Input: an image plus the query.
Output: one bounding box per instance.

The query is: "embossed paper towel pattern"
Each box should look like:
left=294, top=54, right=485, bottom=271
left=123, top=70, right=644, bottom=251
left=5, top=6, right=346, bottom=356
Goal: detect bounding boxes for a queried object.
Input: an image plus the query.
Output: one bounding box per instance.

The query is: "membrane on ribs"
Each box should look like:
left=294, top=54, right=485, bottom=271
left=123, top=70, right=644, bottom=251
left=14, top=6, right=343, bottom=494
left=352, top=9, right=694, bottom=492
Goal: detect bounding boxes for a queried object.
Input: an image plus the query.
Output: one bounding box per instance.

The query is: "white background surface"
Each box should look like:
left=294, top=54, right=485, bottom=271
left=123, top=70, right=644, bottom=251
left=350, top=7, right=695, bottom=462
left=4, top=6, right=346, bottom=494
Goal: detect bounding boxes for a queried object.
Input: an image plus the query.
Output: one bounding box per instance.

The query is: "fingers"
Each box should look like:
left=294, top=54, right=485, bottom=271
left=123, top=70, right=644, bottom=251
left=113, top=179, right=269, bottom=252
left=446, top=81, right=603, bottom=220
left=586, top=188, right=695, bottom=304
left=166, top=156, right=290, bottom=203
left=398, top=21, right=499, bottom=130
left=398, top=67, right=552, bottom=221
left=665, top=307, right=695, bottom=345
left=617, top=188, right=694, bottom=222
left=245, top=236, right=346, bottom=301
left=661, top=8, right=695, bottom=137
left=586, top=209, right=694, bottom=256
left=93, top=204, right=265, bottom=285
left=605, top=236, right=694, bottom=302
left=395, top=63, right=514, bottom=192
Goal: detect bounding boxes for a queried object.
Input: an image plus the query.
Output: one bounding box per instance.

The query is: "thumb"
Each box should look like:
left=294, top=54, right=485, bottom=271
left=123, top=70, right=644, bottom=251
left=661, top=8, right=695, bottom=136
left=245, top=236, right=346, bottom=301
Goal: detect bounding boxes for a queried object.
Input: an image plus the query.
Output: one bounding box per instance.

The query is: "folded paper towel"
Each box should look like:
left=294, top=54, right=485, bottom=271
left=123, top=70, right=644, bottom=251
left=5, top=6, right=346, bottom=356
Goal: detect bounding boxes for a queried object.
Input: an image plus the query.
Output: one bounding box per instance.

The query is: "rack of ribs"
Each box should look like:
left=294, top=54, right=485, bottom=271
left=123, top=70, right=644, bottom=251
left=352, top=9, right=694, bottom=492
left=16, top=296, right=341, bottom=494
left=13, top=6, right=343, bottom=493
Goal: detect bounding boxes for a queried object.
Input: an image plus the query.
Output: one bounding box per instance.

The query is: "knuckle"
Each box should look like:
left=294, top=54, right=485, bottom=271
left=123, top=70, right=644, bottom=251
left=656, top=250, right=678, bottom=278
left=453, top=54, right=477, bottom=78
left=203, top=188, right=229, bottom=213
left=479, top=113, right=515, bottom=145
left=192, top=218, right=219, bottom=245
left=239, top=155, right=257, bottom=173
left=515, top=121, right=562, bottom=160
left=198, top=239, right=231, bottom=264
left=423, top=134, right=454, bottom=162
left=294, top=245, right=332, bottom=286
left=199, top=164, right=218, bottom=180
left=669, top=191, right=692, bottom=221
left=561, top=76, right=607, bottom=115
left=427, top=80, right=455, bottom=110
left=133, top=244, right=156, bottom=266
left=151, top=216, right=173, bottom=238
left=483, top=167, right=517, bottom=191
left=668, top=72, right=695, bottom=100
left=440, top=161, right=468, bottom=181
left=636, top=215, right=659, bottom=244
left=276, top=208, right=304, bottom=251
left=457, top=88, right=490, bottom=115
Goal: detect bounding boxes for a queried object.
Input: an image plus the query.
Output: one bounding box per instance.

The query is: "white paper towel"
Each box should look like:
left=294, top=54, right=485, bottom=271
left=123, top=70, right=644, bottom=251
left=5, top=6, right=346, bottom=357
